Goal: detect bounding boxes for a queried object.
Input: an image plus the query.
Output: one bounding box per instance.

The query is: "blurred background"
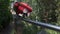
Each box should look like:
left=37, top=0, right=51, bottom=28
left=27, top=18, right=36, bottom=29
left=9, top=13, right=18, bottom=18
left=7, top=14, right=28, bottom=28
left=0, top=0, right=60, bottom=34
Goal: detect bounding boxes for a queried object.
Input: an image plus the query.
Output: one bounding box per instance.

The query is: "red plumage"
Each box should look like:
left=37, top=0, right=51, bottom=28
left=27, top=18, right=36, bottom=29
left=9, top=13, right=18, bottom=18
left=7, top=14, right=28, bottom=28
left=14, top=2, right=32, bottom=14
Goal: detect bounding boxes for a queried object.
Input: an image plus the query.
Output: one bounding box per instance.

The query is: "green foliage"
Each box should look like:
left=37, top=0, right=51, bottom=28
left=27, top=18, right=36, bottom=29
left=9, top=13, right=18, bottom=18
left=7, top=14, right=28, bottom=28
left=36, top=0, right=58, bottom=23
left=18, top=0, right=60, bottom=34
left=0, top=0, right=12, bottom=29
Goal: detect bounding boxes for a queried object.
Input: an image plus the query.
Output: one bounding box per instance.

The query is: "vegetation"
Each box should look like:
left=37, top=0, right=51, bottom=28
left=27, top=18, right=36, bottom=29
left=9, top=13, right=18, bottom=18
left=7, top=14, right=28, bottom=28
left=0, top=0, right=12, bottom=30
left=21, top=0, right=60, bottom=34
left=0, top=0, right=60, bottom=34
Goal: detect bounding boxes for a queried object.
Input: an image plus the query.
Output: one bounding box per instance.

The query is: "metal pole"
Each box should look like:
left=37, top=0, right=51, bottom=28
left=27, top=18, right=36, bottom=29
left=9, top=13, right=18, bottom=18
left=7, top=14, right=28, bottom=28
left=22, top=18, right=60, bottom=31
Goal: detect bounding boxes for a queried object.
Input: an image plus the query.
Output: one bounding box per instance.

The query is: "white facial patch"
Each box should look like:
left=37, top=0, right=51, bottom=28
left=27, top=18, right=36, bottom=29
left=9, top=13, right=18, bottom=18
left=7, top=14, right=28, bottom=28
left=23, top=8, right=28, bottom=13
